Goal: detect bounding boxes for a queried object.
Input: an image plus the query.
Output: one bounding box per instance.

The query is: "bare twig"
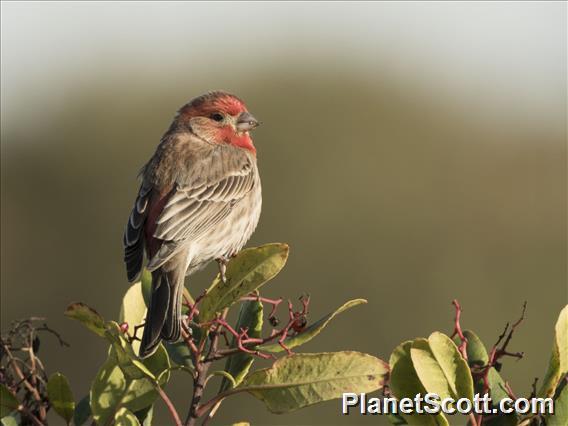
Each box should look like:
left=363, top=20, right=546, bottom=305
left=157, top=386, right=183, bottom=426
left=503, top=381, right=517, bottom=400
left=450, top=300, right=468, bottom=360
left=36, top=323, right=70, bottom=347
left=1, top=318, right=68, bottom=424
left=529, top=377, right=539, bottom=399
left=475, top=302, right=527, bottom=424
left=203, top=296, right=310, bottom=362
left=239, top=294, right=283, bottom=320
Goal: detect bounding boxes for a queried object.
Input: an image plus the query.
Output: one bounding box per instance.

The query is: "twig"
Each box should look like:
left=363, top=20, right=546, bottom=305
left=1, top=344, right=44, bottom=407
left=181, top=325, right=200, bottom=361
left=195, top=387, right=252, bottom=418
left=529, top=377, right=539, bottom=399
left=503, top=381, right=517, bottom=400
left=0, top=318, right=64, bottom=424
left=488, top=302, right=526, bottom=363
left=176, top=293, right=311, bottom=424
left=239, top=294, right=283, bottom=319
left=468, top=412, right=479, bottom=426
left=156, top=386, right=183, bottom=426
left=18, top=405, right=45, bottom=426
left=184, top=309, right=226, bottom=426
left=477, top=302, right=527, bottom=418
left=450, top=300, right=468, bottom=360
left=36, top=323, right=70, bottom=347
left=25, top=334, right=47, bottom=421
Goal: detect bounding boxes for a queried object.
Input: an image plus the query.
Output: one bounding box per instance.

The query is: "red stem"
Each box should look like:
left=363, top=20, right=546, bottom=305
left=451, top=299, right=468, bottom=360
left=157, top=386, right=183, bottom=426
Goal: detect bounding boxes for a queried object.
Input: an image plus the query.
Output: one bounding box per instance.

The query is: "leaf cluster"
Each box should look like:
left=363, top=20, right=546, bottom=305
left=53, top=243, right=386, bottom=425
left=386, top=305, right=568, bottom=426
left=1, top=243, right=566, bottom=426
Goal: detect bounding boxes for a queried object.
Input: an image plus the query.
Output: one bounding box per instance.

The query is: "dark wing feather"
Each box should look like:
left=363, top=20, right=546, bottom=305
left=146, top=162, right=255, bottom=271
left=123, top=181, right=152, bottom=282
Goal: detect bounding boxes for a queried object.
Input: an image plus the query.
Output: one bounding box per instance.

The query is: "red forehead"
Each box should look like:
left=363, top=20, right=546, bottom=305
left=183, top=93, right=247, bottom=117
left=211, top=96, right=247, bottom=116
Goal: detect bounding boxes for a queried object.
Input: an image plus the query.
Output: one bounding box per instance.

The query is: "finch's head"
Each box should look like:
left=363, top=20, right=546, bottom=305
left=173, top=91, right=260, bottom=153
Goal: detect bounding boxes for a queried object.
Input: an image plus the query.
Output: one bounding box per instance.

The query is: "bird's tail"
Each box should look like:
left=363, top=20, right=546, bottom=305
left=139, top=268, right=184, bottom=358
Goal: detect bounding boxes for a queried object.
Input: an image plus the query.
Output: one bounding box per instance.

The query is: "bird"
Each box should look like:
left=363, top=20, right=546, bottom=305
left=123, top=91, right=262, bottom=358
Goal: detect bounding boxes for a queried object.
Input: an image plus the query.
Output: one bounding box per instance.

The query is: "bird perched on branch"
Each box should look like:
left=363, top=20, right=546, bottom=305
left=123, top=91, right=262, bottom=358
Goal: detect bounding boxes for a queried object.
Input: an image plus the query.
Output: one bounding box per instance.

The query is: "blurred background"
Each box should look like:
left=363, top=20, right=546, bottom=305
left=1, top=2, right=566, bottom=425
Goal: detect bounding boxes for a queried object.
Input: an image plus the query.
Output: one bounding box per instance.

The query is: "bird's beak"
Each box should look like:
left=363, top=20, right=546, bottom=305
left=236, top=111, right=261, bottom=132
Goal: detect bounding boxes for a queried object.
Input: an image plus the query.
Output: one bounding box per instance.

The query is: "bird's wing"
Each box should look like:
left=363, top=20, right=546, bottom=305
left=146, top=150, right=256, bottom=271
left=123, top=180, right=153, bottom=281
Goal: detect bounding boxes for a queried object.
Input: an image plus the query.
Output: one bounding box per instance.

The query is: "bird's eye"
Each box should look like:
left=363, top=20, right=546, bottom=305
left=210, top=113, right=224, bottom=122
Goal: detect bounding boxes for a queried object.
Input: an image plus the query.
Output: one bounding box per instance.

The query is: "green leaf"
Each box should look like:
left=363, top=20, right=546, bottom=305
left=73, top=395, right=91, bottom=426
left=409, top=339, right=453, bottom=401
left=199, top=243, right=289, bottom=323
left=459, top=330, right=488, bottom=366
left=0, top=414, right=18, bottom=426
left=119, top=282, right=148, bottom=354
left=64, top=302, right=106, bottom=337
left=222, top=298, right=264, bottom=391
left=165, top=341, right=194, bottom=369
left=389, top=341, right=448, bottom=426
left=140, top=344, right=171, bottom=387
left=390, top=340, right=413, bottom=369
left=539, top=343, right=562, bottom=398
left=106, top=329, right=154, bottom=380
left=105, top=322, right=160, bottom=381
left=556, top=305, right=568, bottom=374
left=262, top=299, right=367, bottom=353
left=120, top=282, right=147, bottom=326
left=134, top=405, right=153, bottom=426
left=90, top=346, right=170, bottom=424
left=386, top=413, right=408, bottom=425
left=454, top=331, right=517, bottom=424
left=411, top=334, right=473, bottom=402
left=455, top=331, right=508, bottom=402
left=210, top=371, right=237, bottom=388
left=115, top=407, right=141, bottom=426
left=0, top=384, right=19, bottom=418
left=47, top=372, right=75, bottom=423
left=90, top=351, right=127, bottom=425
left=239, top=351, right=388, bottom=413
left=546, top=383, right=568, bottom=426
left=538, top=305, right=568, bottom=398
left=428, top=332, right=474, bottom=401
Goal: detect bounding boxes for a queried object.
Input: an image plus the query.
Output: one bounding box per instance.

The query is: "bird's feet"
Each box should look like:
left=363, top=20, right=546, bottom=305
left=216, top=256, right=229, bottom=283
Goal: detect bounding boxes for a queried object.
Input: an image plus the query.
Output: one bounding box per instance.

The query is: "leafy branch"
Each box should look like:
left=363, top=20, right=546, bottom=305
left=1, top=243, right=567, bottom=426
left=59, top=243, right=385, bottom=426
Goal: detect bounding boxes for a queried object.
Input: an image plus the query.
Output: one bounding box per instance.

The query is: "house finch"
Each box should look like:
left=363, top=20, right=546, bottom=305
left=123, top=91, right=262, bottom=358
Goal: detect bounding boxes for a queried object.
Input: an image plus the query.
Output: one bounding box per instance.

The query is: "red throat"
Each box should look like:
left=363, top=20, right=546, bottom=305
left=217, top=126, right=256, bottom=154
